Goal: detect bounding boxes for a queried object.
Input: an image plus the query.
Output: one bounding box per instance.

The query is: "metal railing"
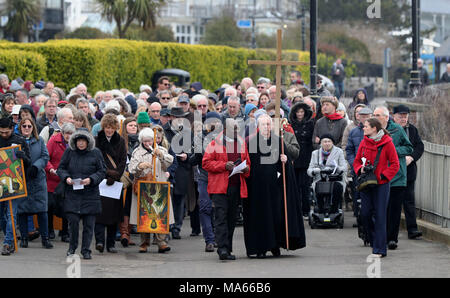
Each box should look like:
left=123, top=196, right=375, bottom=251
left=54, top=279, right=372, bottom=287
left=415, top=141, right=450, bottom=228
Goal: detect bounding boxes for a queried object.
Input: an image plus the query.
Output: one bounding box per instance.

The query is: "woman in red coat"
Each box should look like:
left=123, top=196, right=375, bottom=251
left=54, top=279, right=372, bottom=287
left=354, top=118, right=399, bottom=258
left=45, top=123, right=76, bottom=242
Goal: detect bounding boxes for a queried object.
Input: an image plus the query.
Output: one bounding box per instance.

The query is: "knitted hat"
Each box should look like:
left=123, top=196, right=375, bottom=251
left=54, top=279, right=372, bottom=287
left=137, top=111, right=151, bottom=124
left=244, top=103, right=257, bottom=117
left=320, top=133, right=335, bottom=144
left=205, top=111, right=221, bottom=121
left=320, top=96, right=339, bottom=110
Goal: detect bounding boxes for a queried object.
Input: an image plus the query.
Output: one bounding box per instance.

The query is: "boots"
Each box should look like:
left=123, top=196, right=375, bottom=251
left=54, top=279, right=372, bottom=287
left=139, top=234, right=150, bottom=253
left=120, top=216, right=130, bottom=247
left=127, top=220, right=136, bottom=246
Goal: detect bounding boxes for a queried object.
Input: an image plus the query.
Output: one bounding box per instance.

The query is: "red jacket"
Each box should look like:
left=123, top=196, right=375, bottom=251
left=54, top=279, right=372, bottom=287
left=202, top=133, right=251, bottom=198
left=353, top=134, right=399, bottom=184
left=45, top=133, right=68, bottom=192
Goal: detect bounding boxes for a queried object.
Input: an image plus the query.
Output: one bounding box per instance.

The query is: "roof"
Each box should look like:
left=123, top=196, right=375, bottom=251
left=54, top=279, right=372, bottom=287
left=421, top=0, right=450, bottom=15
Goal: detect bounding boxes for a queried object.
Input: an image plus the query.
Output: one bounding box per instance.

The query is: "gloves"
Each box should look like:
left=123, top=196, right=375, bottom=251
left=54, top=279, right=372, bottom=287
left=27, top=166, right=38, bottom=179
left=106, top=169, right=120, bottom=180
left=15, top=150, right=26, bottom=159
left=106, top=177, right=115, bottom=186
left=380, top=174, right=388, bottom=181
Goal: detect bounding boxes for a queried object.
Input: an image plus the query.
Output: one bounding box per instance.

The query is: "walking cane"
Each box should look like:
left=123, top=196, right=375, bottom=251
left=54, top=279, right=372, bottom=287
left=280, top=127, right=289, bottom=250
left=152, top=128, right=157, bottom=181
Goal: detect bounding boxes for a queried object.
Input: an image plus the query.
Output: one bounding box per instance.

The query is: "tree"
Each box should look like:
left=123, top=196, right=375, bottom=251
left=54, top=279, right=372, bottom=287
left=95, top=0, right=165, bottom=39
left=55, top=27, right=113, bottom=39
left=5, top=0, right=41, bottom=42
left=201, top=14, right=246, bottom=48
left=122, top=23, right=175, bottom=42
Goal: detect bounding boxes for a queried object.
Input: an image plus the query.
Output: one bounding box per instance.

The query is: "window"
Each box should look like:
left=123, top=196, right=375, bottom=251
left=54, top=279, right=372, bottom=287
left=181, top=25, right=185, bottom=33
left=199, top=26, right=204, bottom=35
left=181, top=36, right=185, bottom=43
left=187, top=26, right=190, bottom=34
left=46, top=0, right=62, bottom=9
left=187, top=36, right=190, bottom=44
left=176, top=25, right=180, bottom=33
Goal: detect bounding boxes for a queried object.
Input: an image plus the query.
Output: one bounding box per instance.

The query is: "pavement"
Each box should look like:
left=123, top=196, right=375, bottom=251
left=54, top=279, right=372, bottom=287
left=0, top=211, right=448, bottom=278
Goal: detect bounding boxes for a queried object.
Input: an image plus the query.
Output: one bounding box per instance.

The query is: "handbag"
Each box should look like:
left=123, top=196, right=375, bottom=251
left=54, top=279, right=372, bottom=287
left=106, top=153, right=132, bottom=189
left=356, top=145, right=384, bottom=192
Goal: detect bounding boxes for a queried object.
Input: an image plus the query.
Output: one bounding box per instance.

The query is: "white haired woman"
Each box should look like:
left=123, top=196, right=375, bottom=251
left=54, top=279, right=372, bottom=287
left=128, top=128, right=173, bottom=253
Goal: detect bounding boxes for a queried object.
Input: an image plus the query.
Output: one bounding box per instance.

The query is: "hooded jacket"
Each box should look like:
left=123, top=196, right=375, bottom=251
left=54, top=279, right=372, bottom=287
left=57, top=129, right=106, bottom=215
left=353, top=133, right=400, bottom=185
left=348, top=88, right=369, bottom=111
left=289, top=102, right=314, bottom=169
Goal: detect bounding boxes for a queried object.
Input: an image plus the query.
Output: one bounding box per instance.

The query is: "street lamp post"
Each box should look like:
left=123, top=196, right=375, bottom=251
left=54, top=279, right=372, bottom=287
left=310, top=0, right=318, bottom=96
left=409, top=0, right=421, bottom=93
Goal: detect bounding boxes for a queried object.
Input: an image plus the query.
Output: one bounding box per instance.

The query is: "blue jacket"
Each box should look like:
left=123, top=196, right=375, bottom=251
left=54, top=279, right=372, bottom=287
left=345, top=124, right=364, bottom=173
left=17, top=136, right=49, bottom=214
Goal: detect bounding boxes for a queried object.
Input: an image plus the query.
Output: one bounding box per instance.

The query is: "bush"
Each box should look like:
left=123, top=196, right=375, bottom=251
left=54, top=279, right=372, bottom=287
left=0, top=46, right=47, bottom=82
left=0, top=39, right=311, bottom=93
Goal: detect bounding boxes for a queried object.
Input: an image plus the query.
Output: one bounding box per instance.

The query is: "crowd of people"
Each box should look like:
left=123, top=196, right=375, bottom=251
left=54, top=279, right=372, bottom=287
left=0, top=71, right=424, bottom=260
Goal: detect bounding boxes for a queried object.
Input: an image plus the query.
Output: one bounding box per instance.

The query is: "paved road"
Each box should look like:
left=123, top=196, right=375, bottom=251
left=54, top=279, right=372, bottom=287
left=0, top=211, right=448, bottom=278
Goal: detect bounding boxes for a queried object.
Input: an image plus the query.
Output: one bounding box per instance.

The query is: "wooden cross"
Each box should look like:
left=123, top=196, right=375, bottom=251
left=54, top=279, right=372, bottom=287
left=248, top=29, right=309, bottom=119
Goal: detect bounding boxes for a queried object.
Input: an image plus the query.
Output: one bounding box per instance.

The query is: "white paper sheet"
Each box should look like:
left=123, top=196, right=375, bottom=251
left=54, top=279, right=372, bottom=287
left=229, top=160, right=247, bottom=177
left=99, top=179, right=123, bottom=200
left=73, top=178, right=84, bottom=190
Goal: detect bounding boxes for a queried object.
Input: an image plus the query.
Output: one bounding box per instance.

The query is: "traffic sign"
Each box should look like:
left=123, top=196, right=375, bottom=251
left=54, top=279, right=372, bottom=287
left=237, top=19, right=252, bottom=28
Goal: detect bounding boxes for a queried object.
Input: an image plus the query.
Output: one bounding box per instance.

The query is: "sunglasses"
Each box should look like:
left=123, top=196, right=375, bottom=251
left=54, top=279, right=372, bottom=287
left=22, top=125, right=32, bottom=129
left=161, top=97, right=170, bottom=100
left=197, top=105, right=207, bottom=108
left=163, top=83, right=170, bottom=86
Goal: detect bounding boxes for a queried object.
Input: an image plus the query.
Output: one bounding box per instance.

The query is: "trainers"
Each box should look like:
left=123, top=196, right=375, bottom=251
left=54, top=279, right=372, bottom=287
left=1, top=244, right=11, bottom=256
left=205, top=243, right=215, bottom=252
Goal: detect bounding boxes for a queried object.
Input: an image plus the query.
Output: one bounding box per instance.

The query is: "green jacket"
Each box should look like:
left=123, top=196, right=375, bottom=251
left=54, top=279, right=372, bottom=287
left=386, top=120, right=413, bottom=187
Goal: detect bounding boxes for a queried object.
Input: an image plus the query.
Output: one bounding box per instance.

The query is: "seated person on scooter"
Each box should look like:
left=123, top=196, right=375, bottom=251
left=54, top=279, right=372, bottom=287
left=307, top=134, right=347, bottom=213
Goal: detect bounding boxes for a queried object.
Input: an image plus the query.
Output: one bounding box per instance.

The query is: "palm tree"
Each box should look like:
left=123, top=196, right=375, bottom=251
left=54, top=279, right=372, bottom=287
left=5, top=0, right=41, bottom=42
left=95, top=0, right=165, bottom=39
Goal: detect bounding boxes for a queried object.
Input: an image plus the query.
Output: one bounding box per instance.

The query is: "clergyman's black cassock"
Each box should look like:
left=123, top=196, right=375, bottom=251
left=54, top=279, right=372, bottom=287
left=243, top=133, right=306, bottom=256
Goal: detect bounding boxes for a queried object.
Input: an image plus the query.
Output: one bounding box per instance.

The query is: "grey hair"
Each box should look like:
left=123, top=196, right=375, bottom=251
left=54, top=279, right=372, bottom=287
left=227, top=96, right=240, bottom=104
left=61, top=122, right=76, bottom=134
left=0, top=74, right=8, bottom=81
left=158, top=90, right=171, bottom=97
left=224, top=86, right=237, bottom=97
left=375, top=106, right=390, bottom=116
left=246, top=87, right=258, bottom=95
left=44, top=97, right=58, bottom=107
left=138, top=127, right=154, bottom=143
left=246, top=93, right=258, bottom=101
left=192, top=94, right=207, bottom=104
left=36, top=94, right=48, bottom=102
left=75, top=98, right=89, bottom=107
left=57, top=107, right=73, bottom=121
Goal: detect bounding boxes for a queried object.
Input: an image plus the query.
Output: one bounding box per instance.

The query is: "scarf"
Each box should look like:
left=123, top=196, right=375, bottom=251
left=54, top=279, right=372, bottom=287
left=324, top=113, right=344, bottom=121
left=369, top=129, right=385, bottom=142
left=321, top=148, right=331, bottom=165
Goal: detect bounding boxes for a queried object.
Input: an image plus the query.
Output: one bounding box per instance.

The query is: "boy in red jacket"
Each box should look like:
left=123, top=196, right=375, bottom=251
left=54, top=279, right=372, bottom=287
left=202, top=119, right=250, bottom=261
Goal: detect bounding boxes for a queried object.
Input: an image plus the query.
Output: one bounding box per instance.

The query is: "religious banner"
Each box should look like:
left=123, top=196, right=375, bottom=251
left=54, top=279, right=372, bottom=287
left=136, top=181, right=171, bottom=234
left=0, top=145, right=27, bottom=202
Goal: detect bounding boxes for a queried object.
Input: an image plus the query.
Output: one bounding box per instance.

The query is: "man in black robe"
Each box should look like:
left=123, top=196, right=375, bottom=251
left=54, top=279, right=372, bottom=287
left=243, top=114, right=306, bottom=258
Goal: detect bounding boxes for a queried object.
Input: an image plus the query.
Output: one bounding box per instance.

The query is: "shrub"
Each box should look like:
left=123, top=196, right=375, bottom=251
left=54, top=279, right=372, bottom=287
left=0, top=46, right=47, bottom=82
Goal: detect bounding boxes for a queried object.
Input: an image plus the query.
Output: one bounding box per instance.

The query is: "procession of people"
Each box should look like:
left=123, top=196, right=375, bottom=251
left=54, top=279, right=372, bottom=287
left=0, top=72, right=425, bottom=261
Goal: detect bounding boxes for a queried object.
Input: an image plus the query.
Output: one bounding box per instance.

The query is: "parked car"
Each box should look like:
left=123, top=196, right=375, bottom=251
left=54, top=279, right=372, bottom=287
left=151, top=69, right=190, bottom=91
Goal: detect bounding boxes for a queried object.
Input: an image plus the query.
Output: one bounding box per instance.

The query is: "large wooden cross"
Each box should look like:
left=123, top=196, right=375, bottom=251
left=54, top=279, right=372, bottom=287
left=248, top=29, right=309, bottom=119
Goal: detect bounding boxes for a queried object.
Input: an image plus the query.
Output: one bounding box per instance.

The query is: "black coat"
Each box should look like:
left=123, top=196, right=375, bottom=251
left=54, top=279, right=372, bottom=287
left=404, top=123, right=424, bottom=182
left=243, top=133, right=306, bottom=255
left=289, top=102, right=314, bottom=169
left=57, top=130, right=106, bottom=215
left=95, top=130, right=127, bottom=225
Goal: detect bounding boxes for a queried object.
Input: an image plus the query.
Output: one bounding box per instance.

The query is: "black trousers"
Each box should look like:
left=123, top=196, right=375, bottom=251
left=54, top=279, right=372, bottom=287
left=211, top=185, right=240, bottom=254
left=404, top=180, right=418, bottom=234
left=47, top=192, right=69, bottom=237
left=94, top=223, right=117, bottom=249
left=295, top=168, right=312, bottom=215
left=66, top=212, right=96, bottom=254
left=189, top=203, right=201, bottom=234
left=387, top=186, right=406, bottom=243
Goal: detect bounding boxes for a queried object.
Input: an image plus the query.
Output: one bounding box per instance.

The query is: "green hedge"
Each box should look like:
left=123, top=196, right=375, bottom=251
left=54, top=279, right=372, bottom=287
left=0, top=46, right=47, bottom=83
left=0, top=39, right=314, bottom=93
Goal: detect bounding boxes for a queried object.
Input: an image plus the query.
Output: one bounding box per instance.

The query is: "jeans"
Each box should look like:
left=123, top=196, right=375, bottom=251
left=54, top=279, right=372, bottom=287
left=66, top=212, right=96, bottom=254
left=198, top=180, right=215, bottom=244
left=404, top=180, right=419, bottom=234
left=171, top=194, right=186, bottom=233
left=18, top=212, right=49, bottom=241
left=387, top=186, right=406, bottom=243
left=360, top=183, right=390, bottom=255
left=334, top=81, right=344, bottom=99
left=1, top=200, right=18, bottom=246
left=211, top=185, right=240, bottom=254
left=94, top=223, right=117, bottom=249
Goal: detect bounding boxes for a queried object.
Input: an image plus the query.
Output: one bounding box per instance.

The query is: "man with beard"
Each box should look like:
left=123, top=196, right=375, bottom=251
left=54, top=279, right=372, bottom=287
left=243, top=114, right=306, bottom=259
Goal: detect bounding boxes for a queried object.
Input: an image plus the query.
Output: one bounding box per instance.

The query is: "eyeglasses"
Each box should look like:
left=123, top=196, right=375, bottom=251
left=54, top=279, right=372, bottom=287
left=161, top=97, right=170, bottom=100
left=197, top=105, right=207, bottom=108
left=22, top=125, right=32, bottom=129
left=163, top=83, right=170, bottom=86
left=373, top=114, right=383, bottom=117
left=151, top=110, right=161, bottom=113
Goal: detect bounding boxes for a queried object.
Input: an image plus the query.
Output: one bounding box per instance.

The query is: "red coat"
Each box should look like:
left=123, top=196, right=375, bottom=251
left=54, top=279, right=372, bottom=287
left=353, top=134, right=400, bottom=184
left=202, top=134, right=251, bottom=198
left=45, top=133, right=68, bottom=192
